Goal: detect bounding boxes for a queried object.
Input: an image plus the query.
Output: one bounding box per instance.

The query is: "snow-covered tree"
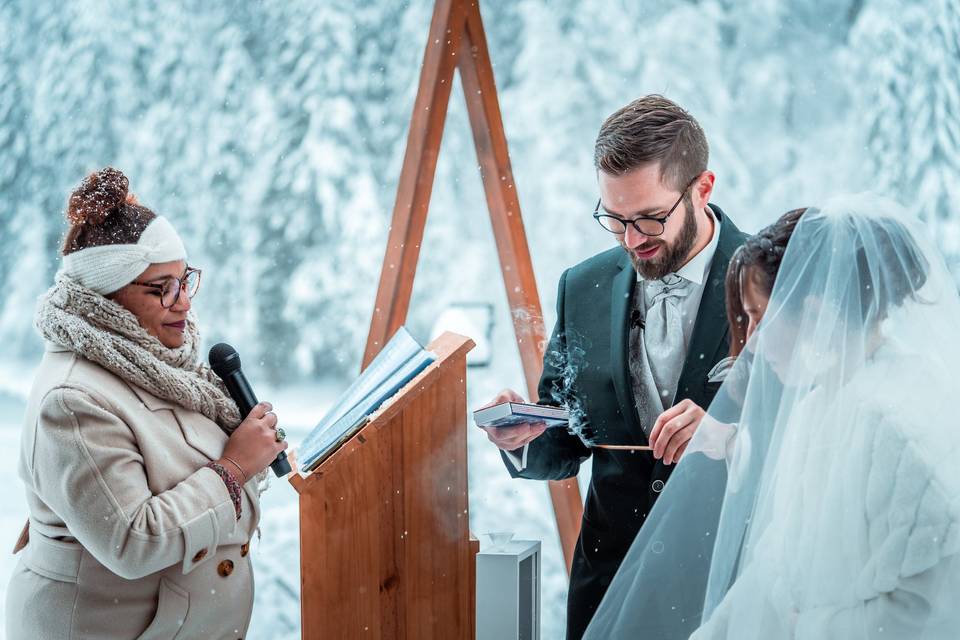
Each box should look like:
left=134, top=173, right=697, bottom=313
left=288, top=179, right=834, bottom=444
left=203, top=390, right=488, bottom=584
left=1, top=0, right=955, bottom=370
left=852, top=0, right=960, bottom=277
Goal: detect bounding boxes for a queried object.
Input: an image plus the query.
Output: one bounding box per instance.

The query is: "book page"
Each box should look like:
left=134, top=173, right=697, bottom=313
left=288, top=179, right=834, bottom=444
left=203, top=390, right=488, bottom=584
left=299, top=328, right=435, bottom=469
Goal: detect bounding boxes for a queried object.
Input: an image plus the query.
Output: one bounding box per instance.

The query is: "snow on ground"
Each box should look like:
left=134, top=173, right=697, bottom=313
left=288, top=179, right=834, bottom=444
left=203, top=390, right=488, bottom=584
left=0, top=354, right=577, bottom=639
left=0, top=385, right=29, bottom=639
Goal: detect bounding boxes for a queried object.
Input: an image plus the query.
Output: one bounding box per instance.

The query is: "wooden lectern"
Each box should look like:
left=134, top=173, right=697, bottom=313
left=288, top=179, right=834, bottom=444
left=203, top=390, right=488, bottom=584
left=290, top=332, right=479, bottom=639
left=361, top=0, right=582, bottom=572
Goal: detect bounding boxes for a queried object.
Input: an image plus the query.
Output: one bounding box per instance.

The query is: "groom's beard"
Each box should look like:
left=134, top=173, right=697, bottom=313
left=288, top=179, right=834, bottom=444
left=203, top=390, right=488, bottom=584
left=627, top=198, right=698, bottom=280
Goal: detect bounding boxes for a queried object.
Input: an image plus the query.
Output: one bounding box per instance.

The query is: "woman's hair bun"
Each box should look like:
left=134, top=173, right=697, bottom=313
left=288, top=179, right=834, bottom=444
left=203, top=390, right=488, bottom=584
left=66, top=167, right=130, bottom=226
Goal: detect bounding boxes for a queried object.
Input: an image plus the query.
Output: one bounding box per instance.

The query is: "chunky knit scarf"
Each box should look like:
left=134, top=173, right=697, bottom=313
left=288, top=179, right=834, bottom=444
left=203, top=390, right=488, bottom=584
left=35, top=273, right=242, bottom=432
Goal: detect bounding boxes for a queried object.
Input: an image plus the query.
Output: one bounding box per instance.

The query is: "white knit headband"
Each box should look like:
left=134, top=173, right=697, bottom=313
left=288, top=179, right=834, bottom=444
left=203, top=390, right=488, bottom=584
left=61, top=216, right=187, bottom=295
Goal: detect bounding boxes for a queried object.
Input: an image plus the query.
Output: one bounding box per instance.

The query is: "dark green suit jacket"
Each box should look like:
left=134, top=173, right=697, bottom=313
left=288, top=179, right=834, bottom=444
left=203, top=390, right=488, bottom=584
left=503, top=205, right=747, bottom=639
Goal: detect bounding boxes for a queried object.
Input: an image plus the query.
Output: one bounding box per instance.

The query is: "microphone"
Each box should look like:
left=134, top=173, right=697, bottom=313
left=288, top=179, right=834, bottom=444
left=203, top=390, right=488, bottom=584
left=209, top=343, right=291, bottom=477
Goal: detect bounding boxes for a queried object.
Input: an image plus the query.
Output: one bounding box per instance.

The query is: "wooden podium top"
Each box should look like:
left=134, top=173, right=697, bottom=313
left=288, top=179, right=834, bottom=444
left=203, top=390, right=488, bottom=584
left=289, top=331, right=475, bottom=494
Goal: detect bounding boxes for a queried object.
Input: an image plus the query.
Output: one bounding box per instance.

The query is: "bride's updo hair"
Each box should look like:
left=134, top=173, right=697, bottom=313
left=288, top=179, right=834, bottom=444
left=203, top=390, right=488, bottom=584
left=726, top=204, right=931, bottom=358
left=773, top=209, right=929, bottom=325
left=851, top=215, right=929, bottom=324
left=62, top=167, right=157, bottom=256
left=726, top=208, right=807, bottom=357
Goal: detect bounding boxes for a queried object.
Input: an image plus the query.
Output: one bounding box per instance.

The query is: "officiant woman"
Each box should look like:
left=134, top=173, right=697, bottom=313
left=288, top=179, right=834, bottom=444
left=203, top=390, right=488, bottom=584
left=5, top=167, right=288, bottom=640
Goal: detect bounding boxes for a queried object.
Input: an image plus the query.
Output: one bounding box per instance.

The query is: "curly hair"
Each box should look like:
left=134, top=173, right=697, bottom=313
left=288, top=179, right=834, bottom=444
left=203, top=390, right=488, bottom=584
left=61, top=167, right=157, bottom=256
left=725, top=205, right=930, bottom=358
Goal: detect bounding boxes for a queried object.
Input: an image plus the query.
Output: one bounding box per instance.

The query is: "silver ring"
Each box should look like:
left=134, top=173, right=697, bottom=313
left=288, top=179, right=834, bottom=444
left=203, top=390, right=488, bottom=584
left=275, top=427, right=286, bottom=443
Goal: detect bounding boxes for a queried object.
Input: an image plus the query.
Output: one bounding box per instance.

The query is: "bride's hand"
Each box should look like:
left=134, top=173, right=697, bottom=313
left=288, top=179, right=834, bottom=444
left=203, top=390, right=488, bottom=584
left=649, top=399, right=706, bottom=464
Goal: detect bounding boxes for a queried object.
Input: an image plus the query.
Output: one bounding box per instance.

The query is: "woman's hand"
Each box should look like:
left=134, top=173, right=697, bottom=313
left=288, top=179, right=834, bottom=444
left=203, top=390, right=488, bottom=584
left=218, top=402, right=288, bottom=480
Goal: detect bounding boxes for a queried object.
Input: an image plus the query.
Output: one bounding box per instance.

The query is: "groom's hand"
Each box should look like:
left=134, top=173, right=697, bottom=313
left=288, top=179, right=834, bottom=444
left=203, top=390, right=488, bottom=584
left=650, top=399, right=706, bottom=465
left=478, top=389, right=548, bottom=452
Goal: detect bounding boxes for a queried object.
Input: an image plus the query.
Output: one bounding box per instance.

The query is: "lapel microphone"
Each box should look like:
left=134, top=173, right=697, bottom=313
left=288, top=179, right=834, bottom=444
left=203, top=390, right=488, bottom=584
left=630, top=309, right=645, bottom=331
left=209, top=343, right=292, bottom=477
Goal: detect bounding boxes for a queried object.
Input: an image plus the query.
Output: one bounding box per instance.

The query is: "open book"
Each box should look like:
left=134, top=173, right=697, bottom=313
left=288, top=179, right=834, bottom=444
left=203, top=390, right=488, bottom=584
left=298, top=327, right=436, bottom=471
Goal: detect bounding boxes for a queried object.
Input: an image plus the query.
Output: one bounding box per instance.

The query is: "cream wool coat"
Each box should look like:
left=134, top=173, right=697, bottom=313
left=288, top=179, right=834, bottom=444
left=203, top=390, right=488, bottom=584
left=6, top=345, right=261, bottom=640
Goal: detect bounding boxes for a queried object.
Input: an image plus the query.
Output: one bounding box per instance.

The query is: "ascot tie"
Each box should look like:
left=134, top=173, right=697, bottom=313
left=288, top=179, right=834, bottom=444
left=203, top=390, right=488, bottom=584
left=629, top=274, right=695, bottom=433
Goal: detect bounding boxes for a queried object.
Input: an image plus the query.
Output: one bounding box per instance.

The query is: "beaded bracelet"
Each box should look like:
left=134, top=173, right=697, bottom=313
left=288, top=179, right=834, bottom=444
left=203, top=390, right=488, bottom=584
left=206, top=461, right=242, bottom=521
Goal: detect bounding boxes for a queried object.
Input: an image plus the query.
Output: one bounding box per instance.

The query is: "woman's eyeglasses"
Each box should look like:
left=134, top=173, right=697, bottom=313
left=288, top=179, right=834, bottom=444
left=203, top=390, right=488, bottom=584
left=131, top=267, right=202, bottom=309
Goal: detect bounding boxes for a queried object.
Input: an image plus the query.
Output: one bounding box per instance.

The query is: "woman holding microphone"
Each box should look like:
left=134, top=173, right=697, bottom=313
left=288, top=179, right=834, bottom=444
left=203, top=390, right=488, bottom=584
left=6, top=167, right=287, bottom=639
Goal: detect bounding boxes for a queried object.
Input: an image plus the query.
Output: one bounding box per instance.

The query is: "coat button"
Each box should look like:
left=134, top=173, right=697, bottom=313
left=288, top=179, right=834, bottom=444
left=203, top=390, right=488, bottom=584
left=240, top=543, right=250, bottom=557
left=652, top=480, right=665, bottom=493
left=218, top=559, right=235, bottom=577
left=193, top=549, right=208, bottom=562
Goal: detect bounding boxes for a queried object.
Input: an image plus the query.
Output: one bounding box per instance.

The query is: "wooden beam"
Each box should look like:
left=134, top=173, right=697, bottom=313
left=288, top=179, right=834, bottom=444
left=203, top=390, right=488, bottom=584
left=458, top=1, right=582, bottom=572
left=362, top=0, right=584, bottom=574
left=458, top=6, right=543, bottom=394
left=362, top=0, right=465, bottom=367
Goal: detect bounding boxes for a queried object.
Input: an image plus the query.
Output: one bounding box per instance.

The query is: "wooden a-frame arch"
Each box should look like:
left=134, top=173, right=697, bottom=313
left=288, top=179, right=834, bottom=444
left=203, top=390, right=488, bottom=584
left=361, top=0, right=582, bottom=572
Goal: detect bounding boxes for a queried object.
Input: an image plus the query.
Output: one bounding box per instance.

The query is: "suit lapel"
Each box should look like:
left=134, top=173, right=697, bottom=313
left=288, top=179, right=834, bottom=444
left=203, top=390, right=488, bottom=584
left=171, top=406, right=229, bottom=461
left=675, top=206, right=744, bottom=403
left=609, top=252, right=645, bottom=443
left=127, top=381, right=230, bottom=462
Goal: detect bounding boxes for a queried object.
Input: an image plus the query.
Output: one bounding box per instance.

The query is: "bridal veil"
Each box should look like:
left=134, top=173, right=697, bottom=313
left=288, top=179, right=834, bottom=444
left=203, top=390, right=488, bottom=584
left=585, top=195, right=960, bottom=639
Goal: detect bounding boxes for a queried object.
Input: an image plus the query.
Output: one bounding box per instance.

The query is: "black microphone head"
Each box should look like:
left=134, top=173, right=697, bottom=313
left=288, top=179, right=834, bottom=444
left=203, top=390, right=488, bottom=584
left=209, top=343, right=242, bottom=378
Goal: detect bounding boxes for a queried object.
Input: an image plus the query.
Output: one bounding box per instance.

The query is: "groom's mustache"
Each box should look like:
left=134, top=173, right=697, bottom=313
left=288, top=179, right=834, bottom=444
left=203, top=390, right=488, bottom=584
left=628, top=242, right=666, bottom=261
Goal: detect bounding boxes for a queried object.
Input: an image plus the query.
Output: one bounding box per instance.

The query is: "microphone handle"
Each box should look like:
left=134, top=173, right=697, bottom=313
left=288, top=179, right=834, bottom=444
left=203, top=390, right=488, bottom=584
left=223, top=371, right=292, bottom=477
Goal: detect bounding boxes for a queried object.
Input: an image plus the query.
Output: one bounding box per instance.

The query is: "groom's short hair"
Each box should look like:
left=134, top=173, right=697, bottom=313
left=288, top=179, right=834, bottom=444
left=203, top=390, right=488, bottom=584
left=594, top=95, right=709, bottom=190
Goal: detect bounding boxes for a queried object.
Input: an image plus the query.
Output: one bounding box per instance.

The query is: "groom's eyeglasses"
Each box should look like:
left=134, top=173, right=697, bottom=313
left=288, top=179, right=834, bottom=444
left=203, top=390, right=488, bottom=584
left=132, top=267, right=202, bottom=308
left=593, top=175, right=698, bottom=237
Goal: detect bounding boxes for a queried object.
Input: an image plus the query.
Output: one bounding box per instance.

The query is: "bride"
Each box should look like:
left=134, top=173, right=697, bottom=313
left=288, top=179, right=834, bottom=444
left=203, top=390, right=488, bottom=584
left=584, top=195, right=960, bottom=639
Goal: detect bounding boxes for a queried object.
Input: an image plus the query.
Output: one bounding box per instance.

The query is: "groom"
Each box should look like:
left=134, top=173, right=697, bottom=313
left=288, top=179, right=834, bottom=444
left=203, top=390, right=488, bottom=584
left=481, top=95, right=748, bottom=639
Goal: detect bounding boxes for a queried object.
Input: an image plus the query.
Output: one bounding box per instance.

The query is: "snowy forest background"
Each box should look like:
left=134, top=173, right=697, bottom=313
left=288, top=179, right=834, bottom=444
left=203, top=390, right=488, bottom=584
left=1, top=0, right=958, bottom=638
